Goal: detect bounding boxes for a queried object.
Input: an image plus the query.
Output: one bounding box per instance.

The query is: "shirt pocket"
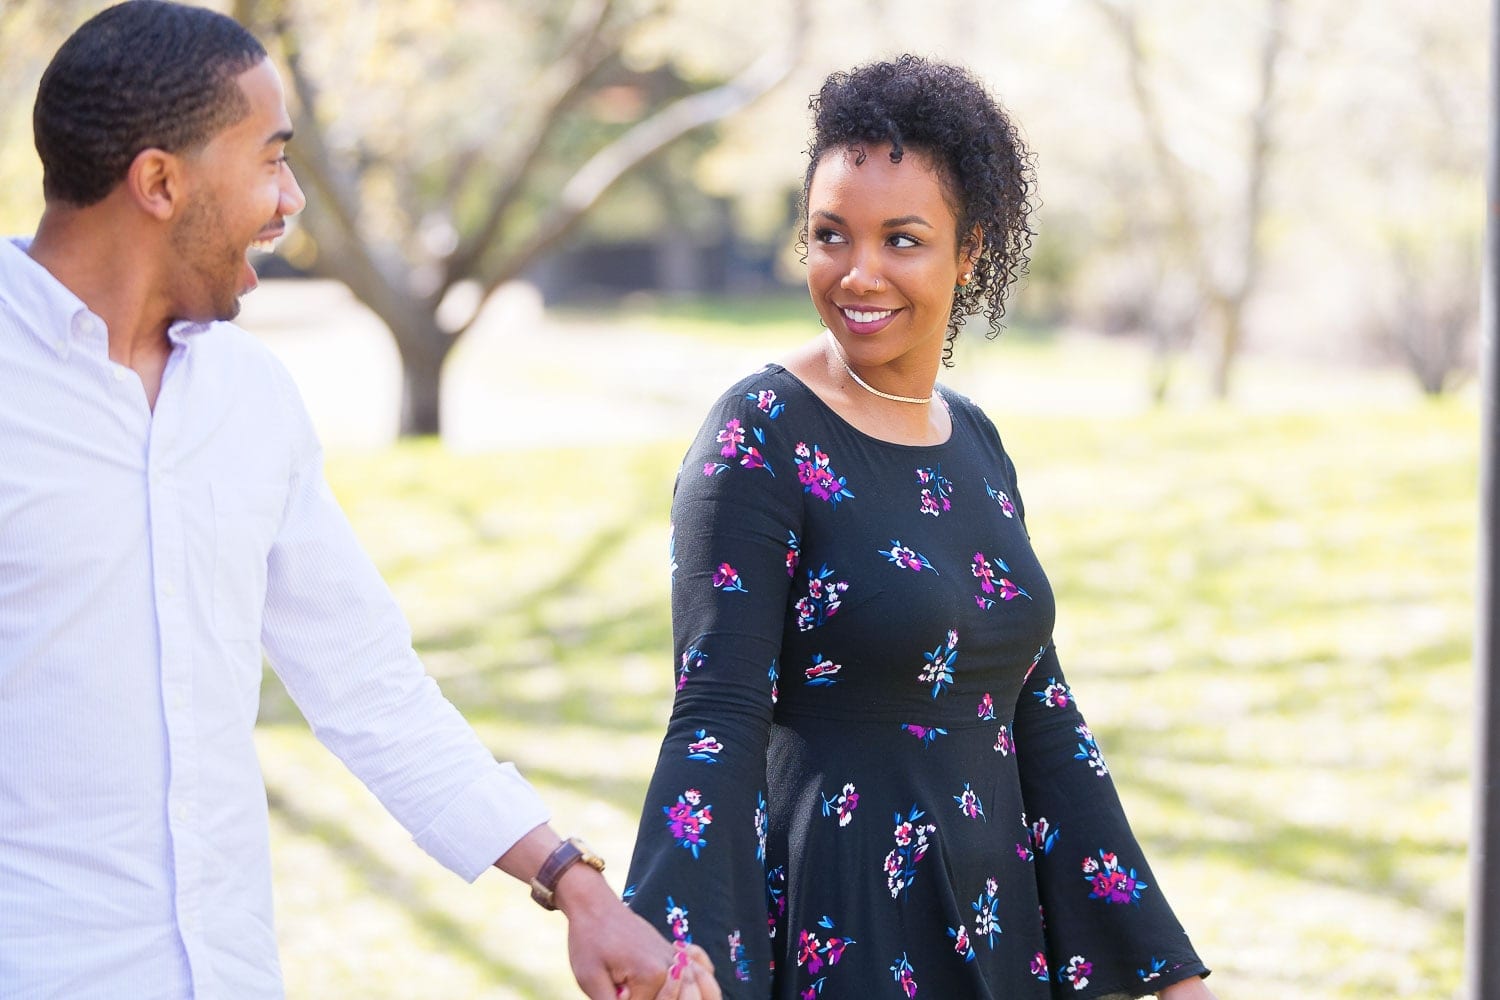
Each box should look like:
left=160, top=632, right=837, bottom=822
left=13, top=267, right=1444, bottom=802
left=212, top=481, right=287, bottom=641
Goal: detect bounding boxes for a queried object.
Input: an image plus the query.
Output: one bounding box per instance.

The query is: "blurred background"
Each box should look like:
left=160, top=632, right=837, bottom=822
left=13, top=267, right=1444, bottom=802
left=0, top=0, right=1481, bottom=996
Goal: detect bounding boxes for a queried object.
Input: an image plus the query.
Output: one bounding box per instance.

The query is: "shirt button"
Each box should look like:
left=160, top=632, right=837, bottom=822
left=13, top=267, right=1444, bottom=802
left=112, top=368, right=128, bottom=383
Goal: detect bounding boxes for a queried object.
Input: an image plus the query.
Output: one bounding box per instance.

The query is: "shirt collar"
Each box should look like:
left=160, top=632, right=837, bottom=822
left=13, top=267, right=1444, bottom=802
left=0, top=236, right=96, bottom=359
left=0, top=236, right=216, bottom=356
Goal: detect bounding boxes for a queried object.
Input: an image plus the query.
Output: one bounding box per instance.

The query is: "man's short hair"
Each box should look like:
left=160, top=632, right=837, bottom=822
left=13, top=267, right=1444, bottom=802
left=34, top=0, right=268, bottom=206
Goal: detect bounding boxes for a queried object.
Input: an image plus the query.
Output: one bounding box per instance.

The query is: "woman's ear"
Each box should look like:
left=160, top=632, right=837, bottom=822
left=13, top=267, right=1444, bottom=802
left=962, top=224, right=984, bottom=270
left=124, top=148, right=182, bottom=222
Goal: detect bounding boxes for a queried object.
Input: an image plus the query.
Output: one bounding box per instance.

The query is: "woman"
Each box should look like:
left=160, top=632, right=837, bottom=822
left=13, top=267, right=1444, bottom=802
left=624, top=55, right=1216, bottom=1000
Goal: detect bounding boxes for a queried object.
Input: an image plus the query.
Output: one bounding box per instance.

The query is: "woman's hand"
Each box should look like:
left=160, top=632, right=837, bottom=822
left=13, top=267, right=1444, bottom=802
left=1158, top=976, right=1217, bottom=1000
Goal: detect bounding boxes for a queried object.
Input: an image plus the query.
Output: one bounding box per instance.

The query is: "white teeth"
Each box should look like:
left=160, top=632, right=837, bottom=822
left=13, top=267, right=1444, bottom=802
left=843, top=308, right=893, bottom=323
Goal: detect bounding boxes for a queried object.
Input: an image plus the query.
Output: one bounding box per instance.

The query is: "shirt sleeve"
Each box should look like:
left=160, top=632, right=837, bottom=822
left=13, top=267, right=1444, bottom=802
left=1005, top=450, right=1208, bottom=997
left=258, top=379, right=549, bottom=883
left=624, top=382, right=803, bottom=997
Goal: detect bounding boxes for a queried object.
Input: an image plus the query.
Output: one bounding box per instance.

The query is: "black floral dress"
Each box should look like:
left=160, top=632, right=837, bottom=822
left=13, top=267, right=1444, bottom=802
left=625, top=366, right=1208, bottom=999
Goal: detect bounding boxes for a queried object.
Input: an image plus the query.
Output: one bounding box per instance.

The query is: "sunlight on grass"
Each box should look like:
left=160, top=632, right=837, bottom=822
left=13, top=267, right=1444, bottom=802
left=258, top=332, right=1475, bottom=999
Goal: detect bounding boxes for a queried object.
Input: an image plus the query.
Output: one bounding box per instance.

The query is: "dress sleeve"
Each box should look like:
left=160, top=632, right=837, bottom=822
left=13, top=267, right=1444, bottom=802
left=1004, top=450, right=1209, bottom=997
left=625, top=381, right=802, bottom=997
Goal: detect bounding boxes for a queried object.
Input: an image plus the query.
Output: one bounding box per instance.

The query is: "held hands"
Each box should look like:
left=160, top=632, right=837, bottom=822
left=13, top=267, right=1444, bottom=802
left=553, top=862, right=721, bottom=1000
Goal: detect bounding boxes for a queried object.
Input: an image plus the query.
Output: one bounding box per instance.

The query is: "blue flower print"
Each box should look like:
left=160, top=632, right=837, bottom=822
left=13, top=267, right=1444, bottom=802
left=705, top=418, right=774, bottom=476
left=754, top=792, right=768, bottom=862
left=971, top=551, right=1030, bottom=609
left=820, top=782, right=859, bottom=827
left=916, top=465, right=953, bottom=517
left=918, top=629, right=958, bottom=697
left=686, top=729, right=722, bottom=763
left=728, top=929, right=752, bottom=982
left=947, top=922, right=976, bottom=962
left=1074, top=723, right=1110, bottom=776
left=746, top=388, right=785, bottom=419
left=794, top=564, right=848, bottom=631
left=794, top=442, right=854, bottom=504
left=769, top=658, right=780, bottom=705
left=785, top=530, right=801, bottom=577
left=880, top=539, right=936, bottom=573
left=1138, top=957, right=1170, bottom=984
left=890, top=953, right=918, bottom=997
left=970, top=876, right=1002, bottom=948
left=883, top=806, right=937, bottom=899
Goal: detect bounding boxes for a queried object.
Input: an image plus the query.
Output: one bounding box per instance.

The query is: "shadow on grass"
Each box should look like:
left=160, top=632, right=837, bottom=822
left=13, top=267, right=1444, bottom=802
left=264, top=783, right=566, bottom=999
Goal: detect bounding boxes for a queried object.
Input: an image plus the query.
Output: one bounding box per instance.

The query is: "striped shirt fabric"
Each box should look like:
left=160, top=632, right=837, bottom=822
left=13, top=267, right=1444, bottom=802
left=0, top=238, right=549, bottom=999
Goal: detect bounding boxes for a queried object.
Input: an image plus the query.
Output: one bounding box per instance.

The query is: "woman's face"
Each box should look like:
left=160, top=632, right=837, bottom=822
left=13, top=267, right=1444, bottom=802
left=805, top=143, right=973, bottom=371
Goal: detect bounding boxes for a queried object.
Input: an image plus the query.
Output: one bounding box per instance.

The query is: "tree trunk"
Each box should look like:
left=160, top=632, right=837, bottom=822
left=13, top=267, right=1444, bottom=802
left=392, top=321, right=454, bottom=437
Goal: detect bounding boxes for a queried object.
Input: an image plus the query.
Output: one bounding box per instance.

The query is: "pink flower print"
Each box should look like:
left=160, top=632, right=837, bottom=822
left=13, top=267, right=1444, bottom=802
left=768, top=658, right=779, bottom=705
left=1074, top=723, right=1110, bottom=776
left=993, top=725, right=1014, bottom=756
left=880, top=540, right=935, bottom=573
left=740, top=446, right=767, bottom=471
left=677, top=646, right=707, bottom=691
left=915, top=466, right=953, bottom=517
left=948, top=923, right=975, bottom=961
left=703, top=461, right=728, bottom=476
left=1083, top=849, right=1150, bottom=905
left=746, top=388, right=785, bottom=418
left=785, top=531, right=801, bottom=577
left=804, top=654, right=842, bottom=686
left=797, top=928, right=823, bottom=973
left=972, top=551, right=1030, bottom=608
left=717, top=418, right=745, bottom=459
left=1022, top=644, right=1047, bottom=685
left=686, top=729, right=723, bottom=763
left=1016, top=843, right=1033, bottom=862
left=712, top=562, right=749, bottom=593
left=1030, top=952, right=1050, bottom=981
left=1035, top=677, right=1072, bottom=709
left=1030, top=816, right=1059, bottom=855
left=663, top=789, right=714, bottom=857
left=728, top=930, right=751, bottom=982
left=1060, top=955, right=1093, bottom=991
left=900, top=723, right=948, bottom=746
left=794, top=442, right=855, bottom=504
left=894, top=821, right=913, bottom=847
left=984, top=477, right=1017, bottom=517
left=821, top=783, right=859, bottom=826
left=971, top=552, right=997, bottom=593
left=977, top=693, right=995, bottom=721
left=953, top=783, right=986, bottom=821
left=890, top=954, right=918, bottom=997
left=665, top=897, right=691, bottom=943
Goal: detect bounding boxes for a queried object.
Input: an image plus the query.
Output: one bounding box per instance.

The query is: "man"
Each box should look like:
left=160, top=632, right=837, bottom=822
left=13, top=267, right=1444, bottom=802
left=0, top=3, right=717, bottom=998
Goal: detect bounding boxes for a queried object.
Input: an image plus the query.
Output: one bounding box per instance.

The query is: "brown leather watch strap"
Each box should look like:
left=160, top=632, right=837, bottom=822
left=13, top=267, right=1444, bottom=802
left=530, top=836, right=605, bottom=910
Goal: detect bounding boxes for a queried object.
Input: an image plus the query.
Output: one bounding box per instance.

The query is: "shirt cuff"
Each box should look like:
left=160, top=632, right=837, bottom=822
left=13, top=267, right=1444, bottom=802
left=412, top=762, right=551, bottom=882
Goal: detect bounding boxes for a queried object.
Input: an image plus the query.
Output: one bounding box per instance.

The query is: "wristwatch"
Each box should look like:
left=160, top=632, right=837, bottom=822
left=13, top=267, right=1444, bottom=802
left=530, top=836, right=606, bottom=911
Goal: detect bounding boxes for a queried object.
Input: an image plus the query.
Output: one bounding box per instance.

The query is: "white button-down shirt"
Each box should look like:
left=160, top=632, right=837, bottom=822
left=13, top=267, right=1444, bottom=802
left=0, top=239, right=550, bottom=999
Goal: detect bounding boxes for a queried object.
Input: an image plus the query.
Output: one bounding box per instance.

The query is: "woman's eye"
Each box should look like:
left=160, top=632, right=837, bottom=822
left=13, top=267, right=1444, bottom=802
left=889, top=233, right=919, bottom=248
left=814, top=229, right=847, bottom=245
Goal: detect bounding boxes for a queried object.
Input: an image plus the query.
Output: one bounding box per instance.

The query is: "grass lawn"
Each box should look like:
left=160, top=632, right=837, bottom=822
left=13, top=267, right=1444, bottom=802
left=256, top=311, right=1476, bottom=999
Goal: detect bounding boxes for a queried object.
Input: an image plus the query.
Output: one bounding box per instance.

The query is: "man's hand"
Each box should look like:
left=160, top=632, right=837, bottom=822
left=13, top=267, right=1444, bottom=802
left=493, top=827, right=721, bottom=1000
left=553, top=862, right=721, bottom=1000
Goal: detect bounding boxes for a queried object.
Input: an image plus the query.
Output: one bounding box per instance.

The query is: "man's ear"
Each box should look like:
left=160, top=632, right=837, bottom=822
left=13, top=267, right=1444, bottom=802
left=124, top=148, right=183, bottom=222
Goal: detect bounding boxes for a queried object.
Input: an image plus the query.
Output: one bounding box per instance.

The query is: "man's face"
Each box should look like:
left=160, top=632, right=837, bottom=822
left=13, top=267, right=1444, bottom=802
left=169, top=58, right=304, bottom=323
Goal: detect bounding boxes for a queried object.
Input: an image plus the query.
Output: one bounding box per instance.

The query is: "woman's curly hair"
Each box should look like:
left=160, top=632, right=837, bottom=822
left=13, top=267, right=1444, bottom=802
left=800, top=55, right=1037, bottom=364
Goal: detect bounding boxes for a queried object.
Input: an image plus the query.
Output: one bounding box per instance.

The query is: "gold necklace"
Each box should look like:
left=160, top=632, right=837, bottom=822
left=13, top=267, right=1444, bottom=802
left=825, top=331, right=934, bottom=405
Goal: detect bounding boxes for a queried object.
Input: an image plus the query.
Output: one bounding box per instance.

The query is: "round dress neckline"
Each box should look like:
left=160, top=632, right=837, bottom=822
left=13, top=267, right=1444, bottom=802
left=764, top=364, right=960, bottom=452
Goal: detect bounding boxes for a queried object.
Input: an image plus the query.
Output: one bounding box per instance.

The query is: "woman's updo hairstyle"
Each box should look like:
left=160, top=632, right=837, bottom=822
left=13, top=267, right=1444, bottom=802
left=800, top=55, right=1036, bottom=363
